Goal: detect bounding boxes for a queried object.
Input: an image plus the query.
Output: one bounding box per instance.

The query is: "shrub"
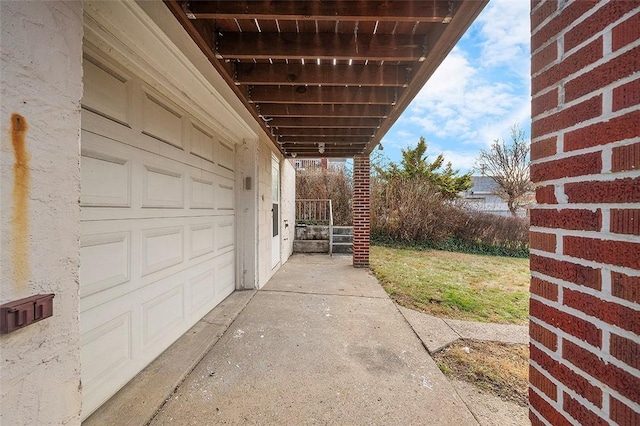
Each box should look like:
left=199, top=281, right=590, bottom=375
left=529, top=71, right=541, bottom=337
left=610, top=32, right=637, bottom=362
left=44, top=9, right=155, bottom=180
left=371, top=175, right=467, bottom=243
left=370, top=175, right=529, bottom=257
left=454, top=213, right=529, bottom=252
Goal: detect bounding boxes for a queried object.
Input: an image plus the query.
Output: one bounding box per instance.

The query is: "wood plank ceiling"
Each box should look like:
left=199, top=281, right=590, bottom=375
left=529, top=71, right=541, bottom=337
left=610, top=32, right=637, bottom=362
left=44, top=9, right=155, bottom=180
left=165, top=1, right=487, bottom=158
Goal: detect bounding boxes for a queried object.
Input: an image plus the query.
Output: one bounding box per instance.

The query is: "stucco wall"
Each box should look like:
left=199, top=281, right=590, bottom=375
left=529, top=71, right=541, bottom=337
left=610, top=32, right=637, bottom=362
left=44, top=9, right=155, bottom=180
left=255, top=136, right=295, bottom=288
left=0, top=1, right=83, bottom=424
left=257, top=135, right=277, bottom=287
left=280, top=159, right=296, bottom=263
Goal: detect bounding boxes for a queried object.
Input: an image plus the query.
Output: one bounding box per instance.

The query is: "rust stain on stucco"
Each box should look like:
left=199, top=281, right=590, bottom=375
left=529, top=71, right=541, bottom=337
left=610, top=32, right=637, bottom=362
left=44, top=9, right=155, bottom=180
left=11, top=113, right=30, bottom=291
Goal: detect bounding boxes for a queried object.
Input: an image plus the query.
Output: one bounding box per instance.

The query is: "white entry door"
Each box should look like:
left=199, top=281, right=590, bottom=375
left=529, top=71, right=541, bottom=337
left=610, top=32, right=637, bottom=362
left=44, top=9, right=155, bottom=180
left=271, top=156, right=280, bottom=268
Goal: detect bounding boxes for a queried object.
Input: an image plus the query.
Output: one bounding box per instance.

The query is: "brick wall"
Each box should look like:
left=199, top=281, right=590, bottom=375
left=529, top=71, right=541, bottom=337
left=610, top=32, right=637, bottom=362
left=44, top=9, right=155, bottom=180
left=529, top=1, right=640, bottom=425
left=353, top=155, right=370, bottom=267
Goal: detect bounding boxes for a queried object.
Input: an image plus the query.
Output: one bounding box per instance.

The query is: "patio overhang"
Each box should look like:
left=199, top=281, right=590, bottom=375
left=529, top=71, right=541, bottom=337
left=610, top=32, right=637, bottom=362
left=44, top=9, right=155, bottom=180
left=165, top=0, right=488, bottom=158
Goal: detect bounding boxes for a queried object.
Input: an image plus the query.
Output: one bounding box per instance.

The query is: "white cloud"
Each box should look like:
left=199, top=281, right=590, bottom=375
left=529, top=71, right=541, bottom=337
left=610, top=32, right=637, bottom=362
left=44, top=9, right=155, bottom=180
left=476, top=0, right=531, bottom=75
left=387, top=1, right=531, bottom=172
left=440, top=150, right=478, bottom=172
left=476, top=0, right=531, bottom=65
left=404, top=47, right=525, bottom=145
left=397, top=0, right=531, bottom=148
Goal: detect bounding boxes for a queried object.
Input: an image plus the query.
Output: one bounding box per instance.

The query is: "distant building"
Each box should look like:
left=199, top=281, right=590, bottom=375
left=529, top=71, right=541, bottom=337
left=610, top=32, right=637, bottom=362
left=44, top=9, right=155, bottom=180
left=294, top=158, right=348, bottom=172
left=461, top=176, right=532, bottom=217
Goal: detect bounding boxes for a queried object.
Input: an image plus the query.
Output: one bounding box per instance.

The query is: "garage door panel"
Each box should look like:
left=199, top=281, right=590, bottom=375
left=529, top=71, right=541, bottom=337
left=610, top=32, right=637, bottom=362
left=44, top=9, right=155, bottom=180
left=216, top=177, right=235, bottom=212
left=81, top=310, right=135, bottom=415
left=141, top=164, right=184, bottom=209
left=189, top=267, right=216, bottom=313
left=81, top=311, right=133, bottom=387
left=190, top=123, right=215, bottom=164
left=184, top=257, right=233, bottom=321
left=142, top=92, right=184, bottom=149
left=190, top=175, right=215, bottom=209
left=81, top=52, right=237, bottom=419
left=80, top=231, right=131, bottom=298
left=216, top=251, right=235, bottom=297
left=216, top=218, right=235, bottom=254
left=141, top=226, right=184, bottom=276
left=189, top=223, right=215, bottom=260
left=81, top=148, right=131, bottom=207
left=82, top=108, right=226, bottom=177
left=141, top=283, right=185, bottom=349
left=216, top=139, right=235, bottom=172
left=82, top=56, right=131, bottom=127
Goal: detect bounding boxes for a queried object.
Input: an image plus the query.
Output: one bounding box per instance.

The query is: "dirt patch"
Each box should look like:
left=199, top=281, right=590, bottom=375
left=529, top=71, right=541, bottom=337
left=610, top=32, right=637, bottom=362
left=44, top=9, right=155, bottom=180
left=433, top=340, right=529, bottom=407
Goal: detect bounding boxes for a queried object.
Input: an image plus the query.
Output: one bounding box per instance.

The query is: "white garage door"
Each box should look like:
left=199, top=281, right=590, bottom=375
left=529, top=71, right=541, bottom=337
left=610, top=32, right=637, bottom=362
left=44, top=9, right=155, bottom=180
left=79, top=53, right=236, bottom=418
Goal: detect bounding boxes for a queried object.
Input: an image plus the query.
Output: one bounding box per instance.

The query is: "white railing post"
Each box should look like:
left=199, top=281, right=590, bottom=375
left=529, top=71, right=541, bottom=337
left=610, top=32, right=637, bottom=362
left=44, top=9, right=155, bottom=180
left=328, top=199, right=334, bottom=256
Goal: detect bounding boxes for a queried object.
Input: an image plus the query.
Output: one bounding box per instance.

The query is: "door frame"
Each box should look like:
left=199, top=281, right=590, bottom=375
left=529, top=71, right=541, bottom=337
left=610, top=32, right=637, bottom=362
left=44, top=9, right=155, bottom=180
left=271, top=155, right=281, bottom=269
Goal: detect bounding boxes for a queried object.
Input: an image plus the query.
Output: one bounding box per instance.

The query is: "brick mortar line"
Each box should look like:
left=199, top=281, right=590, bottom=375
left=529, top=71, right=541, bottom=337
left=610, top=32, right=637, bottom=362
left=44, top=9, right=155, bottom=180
left=530, top=2, right=635, bottom=59
left=529, top=227, right=640, bottom=244
left=529, top=358, right=609, bottom=420
left=531, top=74, right=639, bottom=122
left=531, top=203, right=640, bottom=210
left=530, top=249, right=640, bottom=277
left=531, top=104, right=638, bottom=145
left=530, top=0, right=608, bottom=54
left=530, top=338, right=640, bottom=413
left=528, top=405, right=554, bottom=426
left=529, top=385, right=572, bottom=423
left=530, top=270, right=640, bottom=314
left=530, top=294, right=640, bottom=372
left=530, top=170, right=640, bottom=186
left=561, top=8, right=640, bottom=59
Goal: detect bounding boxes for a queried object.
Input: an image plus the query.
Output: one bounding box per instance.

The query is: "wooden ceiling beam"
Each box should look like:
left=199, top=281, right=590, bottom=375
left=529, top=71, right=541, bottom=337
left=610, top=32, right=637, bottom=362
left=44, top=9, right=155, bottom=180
left=275, top=128, right=375, bottom=137
left=277, top=135, right=371, bottom=143
left=249, top=86, right=398, bottom=104
left=364, top=0, right=489, bottom=153
left=270, top=117, right=381, bottom=128
left=186, top=1, right=453, bottom=22
left=235, top=63, right=410, bottom=87
left=258, top=103, right=389, bottom=118
left=284, top=147, right=366, bottom=153
left=217, top=33, right=427, bottom=61
left=286, top=152, right=362, bottom=158
left=281, top=144, right=367, bottom=150
left=283, top=147, right=366, bottom=158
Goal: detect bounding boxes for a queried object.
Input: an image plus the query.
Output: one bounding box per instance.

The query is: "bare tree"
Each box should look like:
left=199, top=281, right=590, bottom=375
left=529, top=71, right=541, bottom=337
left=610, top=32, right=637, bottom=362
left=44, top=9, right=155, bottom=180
left=477, top=124, right=535, bottom=216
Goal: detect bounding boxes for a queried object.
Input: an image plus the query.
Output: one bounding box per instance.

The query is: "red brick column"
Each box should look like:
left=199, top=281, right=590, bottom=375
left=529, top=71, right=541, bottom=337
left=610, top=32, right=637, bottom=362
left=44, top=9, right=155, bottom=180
left=353, top=155, right=370, bottom=268
left=529, top=1, right=640, bottom=425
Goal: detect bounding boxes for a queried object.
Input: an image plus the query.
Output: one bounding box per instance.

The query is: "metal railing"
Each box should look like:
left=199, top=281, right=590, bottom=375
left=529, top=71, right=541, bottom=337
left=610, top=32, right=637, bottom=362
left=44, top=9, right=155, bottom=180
left=295, top=199, right=334, bottom=255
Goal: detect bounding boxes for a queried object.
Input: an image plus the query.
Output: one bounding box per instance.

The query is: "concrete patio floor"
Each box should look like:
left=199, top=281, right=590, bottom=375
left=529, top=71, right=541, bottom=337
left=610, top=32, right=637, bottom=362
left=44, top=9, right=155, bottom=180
left=150, top=254, right=478, bottom=425
left=87, top=253, right=529, bottom=425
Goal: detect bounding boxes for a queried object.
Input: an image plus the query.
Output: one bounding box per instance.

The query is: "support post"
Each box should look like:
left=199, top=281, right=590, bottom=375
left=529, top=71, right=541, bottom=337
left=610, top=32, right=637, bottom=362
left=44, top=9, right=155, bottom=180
left=352, top=155, right=370, bottom=268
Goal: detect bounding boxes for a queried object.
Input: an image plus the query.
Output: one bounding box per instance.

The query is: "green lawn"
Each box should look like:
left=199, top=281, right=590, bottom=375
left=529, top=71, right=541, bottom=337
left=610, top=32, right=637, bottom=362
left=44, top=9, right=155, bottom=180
left=370, top=245, right=530, bottom=324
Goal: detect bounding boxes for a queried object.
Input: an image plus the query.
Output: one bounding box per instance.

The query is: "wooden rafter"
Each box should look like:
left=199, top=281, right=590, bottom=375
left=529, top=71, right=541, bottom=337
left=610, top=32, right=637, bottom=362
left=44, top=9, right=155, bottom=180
left=258, top=104, right=389, bottom=118
left=217, top=33, right=428, bottom=61
left=274, top=128, right=375, bottom=137
left=281, top=144, right=367, bottom=151
left=249, top=86, right=399, bottom=105
left=277, top=135, right=371, bottom=143
left=234, top=63, right=411, bottom=87
left=165, top=0, right=488, bottom=158
left=186, top=1, right=455, bottom=23
left=270, top=117, right=380, bottom=128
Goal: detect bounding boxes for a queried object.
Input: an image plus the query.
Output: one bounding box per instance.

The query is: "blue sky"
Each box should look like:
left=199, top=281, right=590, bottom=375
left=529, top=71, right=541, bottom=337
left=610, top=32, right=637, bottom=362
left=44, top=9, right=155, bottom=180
left=380, top=0, right=531, bottom=174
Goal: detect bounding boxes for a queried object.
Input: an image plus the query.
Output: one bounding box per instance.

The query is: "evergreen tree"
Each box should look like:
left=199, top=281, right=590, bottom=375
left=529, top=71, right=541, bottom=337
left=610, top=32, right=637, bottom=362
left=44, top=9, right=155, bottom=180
left=374, top=137, right=472, bottom=199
